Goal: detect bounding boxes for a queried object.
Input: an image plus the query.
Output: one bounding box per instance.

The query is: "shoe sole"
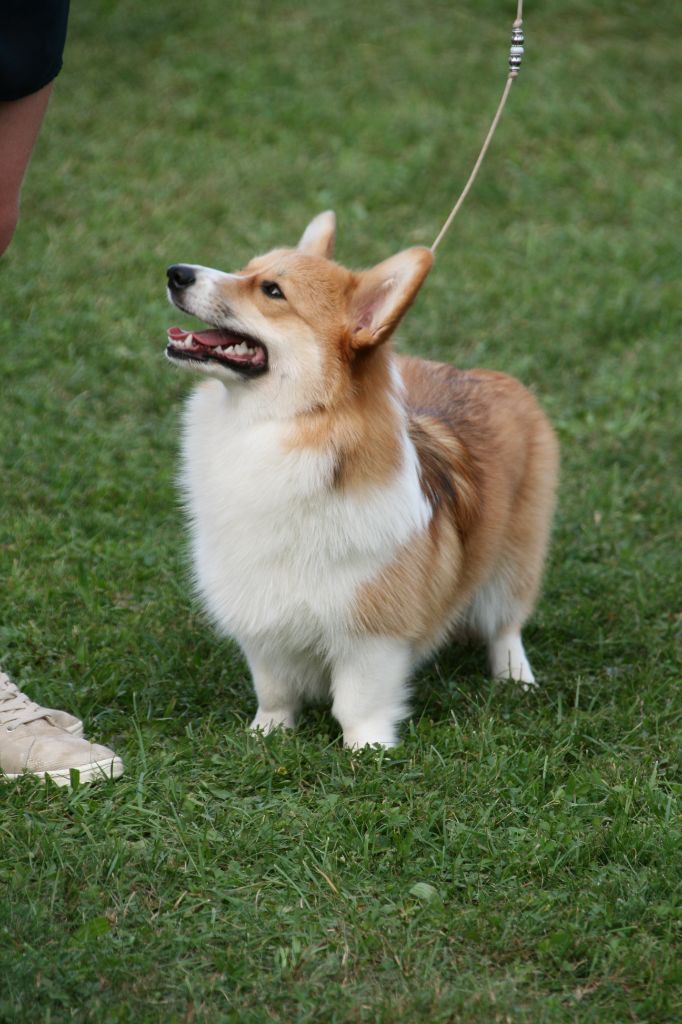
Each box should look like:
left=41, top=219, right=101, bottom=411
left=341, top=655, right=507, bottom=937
left=2, top=756, right=124, bottom=786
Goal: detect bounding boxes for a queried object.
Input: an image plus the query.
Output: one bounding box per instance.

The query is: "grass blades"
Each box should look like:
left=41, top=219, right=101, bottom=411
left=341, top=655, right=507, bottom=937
left=1, top=1, right=681, bottom=1020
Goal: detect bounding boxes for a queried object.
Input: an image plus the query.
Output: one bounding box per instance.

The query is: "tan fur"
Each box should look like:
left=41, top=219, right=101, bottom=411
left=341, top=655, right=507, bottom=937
left=290, top=344, right=404, bottom=489
left=354, top=357, right=559, bottom=653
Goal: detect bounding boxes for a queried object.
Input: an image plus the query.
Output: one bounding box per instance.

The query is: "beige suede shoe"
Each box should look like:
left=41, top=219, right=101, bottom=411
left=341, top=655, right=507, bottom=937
left=0, top=668, right=123, bottom=786
left=0, top=668, right=84, bottom=736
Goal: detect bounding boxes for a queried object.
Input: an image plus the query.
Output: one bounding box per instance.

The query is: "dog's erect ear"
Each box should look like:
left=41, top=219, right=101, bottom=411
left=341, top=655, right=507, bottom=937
left=297, top=211, right=336, bottom=259
left=349, top=246, right=433, bottom=349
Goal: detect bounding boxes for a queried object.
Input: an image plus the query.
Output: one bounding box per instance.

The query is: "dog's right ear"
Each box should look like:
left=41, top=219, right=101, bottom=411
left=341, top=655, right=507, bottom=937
left=297, top=211, right=336, bottom=259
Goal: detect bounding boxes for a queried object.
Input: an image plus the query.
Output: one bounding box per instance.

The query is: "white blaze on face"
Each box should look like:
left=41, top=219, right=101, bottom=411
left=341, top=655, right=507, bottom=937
left=170, top=266, right=256, bottom=325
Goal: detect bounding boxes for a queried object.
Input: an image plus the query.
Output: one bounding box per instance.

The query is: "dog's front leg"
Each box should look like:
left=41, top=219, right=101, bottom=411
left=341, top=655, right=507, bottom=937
left=331, top=636, right=413, bottom=749
left=244, top=646, right=301, bottom=735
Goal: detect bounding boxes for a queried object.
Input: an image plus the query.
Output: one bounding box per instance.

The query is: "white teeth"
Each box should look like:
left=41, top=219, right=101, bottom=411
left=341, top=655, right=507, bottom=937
left=184, top=340, right=262, bottom=359
left=168, top=338, right=259, bottom=359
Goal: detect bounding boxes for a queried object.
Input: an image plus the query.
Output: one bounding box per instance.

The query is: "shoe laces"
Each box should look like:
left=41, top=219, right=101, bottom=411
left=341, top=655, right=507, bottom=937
left=0, top=670, right=53, bottom=730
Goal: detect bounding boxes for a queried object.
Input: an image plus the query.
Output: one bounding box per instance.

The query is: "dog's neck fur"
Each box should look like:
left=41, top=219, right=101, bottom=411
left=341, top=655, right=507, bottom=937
left=284, top=341, right=407, bottom=491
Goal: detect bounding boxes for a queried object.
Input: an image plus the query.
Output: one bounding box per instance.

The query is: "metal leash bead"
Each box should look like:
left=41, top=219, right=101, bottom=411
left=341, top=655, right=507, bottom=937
left=509, top=23, right=524, bottom=76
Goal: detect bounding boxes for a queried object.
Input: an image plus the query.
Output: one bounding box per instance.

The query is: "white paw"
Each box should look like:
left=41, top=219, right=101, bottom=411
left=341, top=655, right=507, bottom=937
left=342, top=719, right=398, bottom=749
left=489, top=630, right=536, bottom=689
left=249, top=707, right=296, bottom=735
left=493, top=666, right=538, bottom=690
left=517, top=676, right=539, bottom=693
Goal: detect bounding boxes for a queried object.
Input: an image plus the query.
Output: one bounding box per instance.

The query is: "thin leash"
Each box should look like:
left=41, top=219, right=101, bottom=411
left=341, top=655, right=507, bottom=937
left=430, top=0, right=525, bottom=253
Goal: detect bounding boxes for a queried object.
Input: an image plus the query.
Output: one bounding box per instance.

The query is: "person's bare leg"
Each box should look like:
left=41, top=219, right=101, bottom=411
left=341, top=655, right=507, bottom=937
left=0, top=83, right=53, bottom=256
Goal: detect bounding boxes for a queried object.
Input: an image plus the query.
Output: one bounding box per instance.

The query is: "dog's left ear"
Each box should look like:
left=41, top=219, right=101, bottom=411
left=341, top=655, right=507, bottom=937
left=297, top=211, right=336, bottom=259
left=349, top=246, right=433, bottom=349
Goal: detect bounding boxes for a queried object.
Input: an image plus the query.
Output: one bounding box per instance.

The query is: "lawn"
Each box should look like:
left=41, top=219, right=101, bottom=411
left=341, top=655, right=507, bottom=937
left=1, top=0, right=680, bottom=1021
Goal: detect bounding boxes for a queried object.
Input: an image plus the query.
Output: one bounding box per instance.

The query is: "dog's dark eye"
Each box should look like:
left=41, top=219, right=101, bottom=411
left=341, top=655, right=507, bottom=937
left=261, top=281, right=285, bottom=300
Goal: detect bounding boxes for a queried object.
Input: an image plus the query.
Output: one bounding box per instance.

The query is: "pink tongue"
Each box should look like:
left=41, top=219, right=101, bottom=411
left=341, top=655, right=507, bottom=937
left=167, top=326, right=235, bottom=349
left=190, top=328, right=235, bottom=349
left=168, top=326, right=191, bottom=341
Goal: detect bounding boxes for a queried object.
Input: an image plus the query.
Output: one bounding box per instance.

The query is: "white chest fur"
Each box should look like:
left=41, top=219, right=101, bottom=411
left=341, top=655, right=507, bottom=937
left=180, top=380, right=430, bottom=658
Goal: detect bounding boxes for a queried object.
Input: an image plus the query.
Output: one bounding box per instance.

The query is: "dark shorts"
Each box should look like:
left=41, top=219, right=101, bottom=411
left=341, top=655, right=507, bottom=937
left=0, top=0, right=70, bottom=102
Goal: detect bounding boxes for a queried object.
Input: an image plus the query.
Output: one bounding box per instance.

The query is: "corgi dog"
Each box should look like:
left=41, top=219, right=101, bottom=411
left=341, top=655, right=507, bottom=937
left=165, top=212, right=558, bottom=748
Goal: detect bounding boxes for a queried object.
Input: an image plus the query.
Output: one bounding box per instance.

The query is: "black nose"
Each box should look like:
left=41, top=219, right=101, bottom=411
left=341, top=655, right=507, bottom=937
left=167, top=264, right=196, bottom=290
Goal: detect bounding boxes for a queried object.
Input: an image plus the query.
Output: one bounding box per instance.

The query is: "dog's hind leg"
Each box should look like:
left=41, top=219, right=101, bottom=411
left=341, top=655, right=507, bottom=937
left=489, top=625, right=535, bottom=686
left=465, top=570, right=538, bottom=687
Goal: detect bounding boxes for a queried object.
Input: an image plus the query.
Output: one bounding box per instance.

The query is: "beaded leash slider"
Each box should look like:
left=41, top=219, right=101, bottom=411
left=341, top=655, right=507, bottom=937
left=431, top=0, right=525, bottom=253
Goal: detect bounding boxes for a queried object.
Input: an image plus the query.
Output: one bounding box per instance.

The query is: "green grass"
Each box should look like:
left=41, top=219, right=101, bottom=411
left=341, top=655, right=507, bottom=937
left=1, top=0, right=681, bottom=1020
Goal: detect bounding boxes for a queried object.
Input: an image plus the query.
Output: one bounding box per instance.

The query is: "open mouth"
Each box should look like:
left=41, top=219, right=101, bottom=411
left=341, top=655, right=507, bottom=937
left=166, top=326, right=268, bottom=377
